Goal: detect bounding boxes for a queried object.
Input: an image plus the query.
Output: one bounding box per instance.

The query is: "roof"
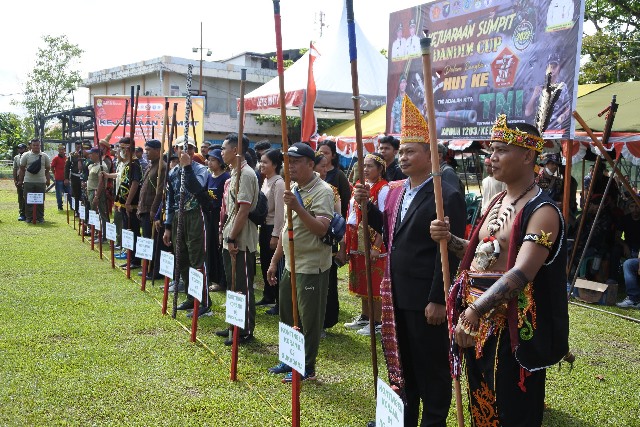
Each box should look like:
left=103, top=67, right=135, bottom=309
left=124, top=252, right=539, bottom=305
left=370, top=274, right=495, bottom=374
left=574, top=81, right=640, bottom=132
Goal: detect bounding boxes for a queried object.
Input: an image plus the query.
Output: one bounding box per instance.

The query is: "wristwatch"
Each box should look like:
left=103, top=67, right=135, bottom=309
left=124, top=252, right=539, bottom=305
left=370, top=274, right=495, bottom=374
left=225, top=237, right=236, bottom=244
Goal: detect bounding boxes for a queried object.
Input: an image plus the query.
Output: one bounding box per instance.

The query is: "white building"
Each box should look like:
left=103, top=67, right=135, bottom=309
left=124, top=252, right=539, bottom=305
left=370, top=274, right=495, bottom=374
left=82, top=53, right=300, bottom=143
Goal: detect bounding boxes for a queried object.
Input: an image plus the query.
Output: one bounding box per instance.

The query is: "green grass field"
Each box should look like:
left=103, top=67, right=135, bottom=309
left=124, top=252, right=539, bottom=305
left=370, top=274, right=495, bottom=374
left=0, top=180, right=639, bottom=427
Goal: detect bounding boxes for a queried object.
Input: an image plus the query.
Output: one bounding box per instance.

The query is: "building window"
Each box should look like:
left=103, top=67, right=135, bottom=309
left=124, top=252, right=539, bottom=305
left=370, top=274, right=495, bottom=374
left=170, top=85, right=180, bottom=96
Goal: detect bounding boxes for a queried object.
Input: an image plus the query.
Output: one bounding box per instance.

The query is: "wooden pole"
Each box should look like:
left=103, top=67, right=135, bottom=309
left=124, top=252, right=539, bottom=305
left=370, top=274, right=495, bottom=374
left=272, top=1, right=300, bottom=425
left=230, top=68, right=247, bottom=382
left=345, top=0, right=378, bottom=396
left=573, top=110, right=640, bottom=209
left=562, top=140, right=573, bottom=225
left=420, top=31, right=465, bottom=427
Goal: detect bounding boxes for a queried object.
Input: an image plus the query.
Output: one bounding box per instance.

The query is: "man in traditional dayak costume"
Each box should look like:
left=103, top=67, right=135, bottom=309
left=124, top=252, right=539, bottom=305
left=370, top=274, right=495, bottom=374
left=354, top=95, right=465, bottom=427
left=430, top=115, right=569, bottom=426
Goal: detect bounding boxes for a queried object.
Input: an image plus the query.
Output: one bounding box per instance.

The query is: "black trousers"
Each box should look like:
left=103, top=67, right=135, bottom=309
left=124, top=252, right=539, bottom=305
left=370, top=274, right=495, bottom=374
left=259, top=224, right=278, bottom=302
left=140, top=212, right=169, bottom=277
left=207, top=209, right=225, bottom=286
left=323, top=262, right=339, bottom=329
left=396, top=308, right=451, bottom=427
left=71, top=176, right=81, bottom=211
left=121, top=207, right=141, bottom=265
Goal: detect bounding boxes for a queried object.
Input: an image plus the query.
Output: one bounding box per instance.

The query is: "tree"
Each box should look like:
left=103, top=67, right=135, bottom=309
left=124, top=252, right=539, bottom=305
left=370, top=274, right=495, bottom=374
left=580, top=0, right=640, bottom=83
left=17, top=35, right=83, bottom=122
left=0, top=113, right=33, bottom=159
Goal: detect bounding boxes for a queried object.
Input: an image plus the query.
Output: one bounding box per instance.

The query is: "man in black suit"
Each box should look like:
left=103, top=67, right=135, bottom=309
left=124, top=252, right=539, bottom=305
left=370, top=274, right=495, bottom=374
left=355, top=96, right=465, bottom=427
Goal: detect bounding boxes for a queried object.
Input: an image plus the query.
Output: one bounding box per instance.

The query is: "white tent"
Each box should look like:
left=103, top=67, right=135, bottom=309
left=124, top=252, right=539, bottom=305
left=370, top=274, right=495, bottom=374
left=243, top=5, right=388, bottom=120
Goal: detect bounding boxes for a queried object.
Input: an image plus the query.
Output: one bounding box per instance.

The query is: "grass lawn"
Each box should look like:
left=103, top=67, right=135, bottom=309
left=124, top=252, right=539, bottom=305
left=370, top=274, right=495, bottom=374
left=0, top=179, right=639, bottom=426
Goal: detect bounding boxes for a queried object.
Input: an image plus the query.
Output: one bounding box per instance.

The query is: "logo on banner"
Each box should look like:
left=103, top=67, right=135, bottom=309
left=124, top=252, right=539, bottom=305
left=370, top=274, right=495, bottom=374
left=513, top=20, right=534, bottom=51
left=491, top=47, right=519, bottom=88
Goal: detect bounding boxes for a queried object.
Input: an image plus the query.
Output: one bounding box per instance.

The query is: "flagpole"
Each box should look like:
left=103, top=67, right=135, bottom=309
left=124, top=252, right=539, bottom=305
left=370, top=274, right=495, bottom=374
left=345, top=0, right=378, bottom=397
left=272, top=1, right=301, bottom=425
left=420, top=31, right=465, bottom=427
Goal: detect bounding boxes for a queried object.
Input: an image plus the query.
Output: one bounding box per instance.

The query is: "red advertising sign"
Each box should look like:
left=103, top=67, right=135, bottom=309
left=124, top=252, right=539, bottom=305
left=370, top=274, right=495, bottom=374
left=387, top=0, right=585, bottom=140
left=93, top=96, right=205, bottom=147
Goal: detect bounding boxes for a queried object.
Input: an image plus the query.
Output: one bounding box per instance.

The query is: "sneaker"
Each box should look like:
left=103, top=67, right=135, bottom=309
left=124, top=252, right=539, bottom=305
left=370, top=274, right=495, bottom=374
left=120, top=263, right=141, bottom=269
left=224, top=334, right=254, bottom=346
left=114, top=251, right=128, bottom=260
left=37, top=219, right=44, bottom=224
left=18, top=216, right=26, bottom=221
left=268, top=362, right=292, bottom=374
left=616, top=297, right=640, bottom=309
left=266, top=304, right=279, bottom=315
left=176, top=300, right=195, bottom=311
left=186, top=305, right=212, bottom=318
left=210, top=283, right=226, bottom=292
left=282, top=370, right=316, bottom=383
left=344, top=314, right=369, bottom=329
left=166, top=281, right=185, bottom=293
left=114, top=245, right=122, bottom=251
left=356, top=322, right=382, bottom=336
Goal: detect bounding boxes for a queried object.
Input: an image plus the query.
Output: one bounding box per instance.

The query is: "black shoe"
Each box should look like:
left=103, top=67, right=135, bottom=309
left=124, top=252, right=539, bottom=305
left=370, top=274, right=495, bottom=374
left=215, top=328, right=231, bottom=337
left=266, top=304, right=279, bottom=315
left=146, top=273, right=163, bottom=280
left=256, top=298, right=275, bottom=306
left=224, top=334, right=254, bottom=346
left=176, top=300, right=194, bottom=310
left=37, top=219, right=44, bottom=224
left=18, top=216, right=25, bottom=221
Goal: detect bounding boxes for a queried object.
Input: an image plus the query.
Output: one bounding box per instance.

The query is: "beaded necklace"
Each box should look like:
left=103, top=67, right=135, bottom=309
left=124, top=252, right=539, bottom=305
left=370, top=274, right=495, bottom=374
left=474, top=180, right=536, bottom=270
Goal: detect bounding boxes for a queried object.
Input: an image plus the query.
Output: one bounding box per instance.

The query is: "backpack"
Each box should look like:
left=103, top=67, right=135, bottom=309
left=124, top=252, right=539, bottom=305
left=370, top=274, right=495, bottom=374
left=248, top=190, right=268, bottom=225
left=293, top=187, right=346, bottom=247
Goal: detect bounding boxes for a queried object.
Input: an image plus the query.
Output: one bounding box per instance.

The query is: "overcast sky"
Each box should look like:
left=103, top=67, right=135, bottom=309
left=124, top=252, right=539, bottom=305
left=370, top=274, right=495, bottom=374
left=0, top=0, right=423, bottom=115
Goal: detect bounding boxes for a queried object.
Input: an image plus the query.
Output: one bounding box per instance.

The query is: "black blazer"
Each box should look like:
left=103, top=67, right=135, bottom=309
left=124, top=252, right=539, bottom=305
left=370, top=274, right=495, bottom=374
left=369, top=178, right=466, bottom=311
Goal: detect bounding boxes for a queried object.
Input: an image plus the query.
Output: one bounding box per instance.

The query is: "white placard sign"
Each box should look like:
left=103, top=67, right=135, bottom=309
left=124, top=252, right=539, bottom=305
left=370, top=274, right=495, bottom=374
left=135, top=237, right=154, bottom=260
left=375, top=378, right=404, bottom=427
left=71, top=197, right=76, bottom=209
left=122, top=230, right=135, bottom=251
left=225, top=291, right=247, bottom=328
left=78, top=204, right=86, bottom=220
left=88, top=210, right=97, bottom=226
left=188, top=268, right=204, bottom=302
left=159, top=251, right=174, bottom=278
left=278, top=322, right=305, bottom=374
left=105, top=222, right=116, bottom=241
left=94, top=216, right=101, bottom=231
left=26, top=192, right=44, bottom=204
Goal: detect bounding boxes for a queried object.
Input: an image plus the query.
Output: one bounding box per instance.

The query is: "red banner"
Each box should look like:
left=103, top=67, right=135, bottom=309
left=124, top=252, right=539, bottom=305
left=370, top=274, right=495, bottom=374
left=93, top=96, right=205, bottom=147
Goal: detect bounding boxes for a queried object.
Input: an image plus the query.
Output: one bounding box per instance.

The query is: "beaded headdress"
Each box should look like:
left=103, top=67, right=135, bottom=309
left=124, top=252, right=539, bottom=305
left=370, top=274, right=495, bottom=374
left=400, top=95, right=429, bottom=144
left=365, top=153, right=386, bottom=169
left=490, top=114, right=544, bottom=153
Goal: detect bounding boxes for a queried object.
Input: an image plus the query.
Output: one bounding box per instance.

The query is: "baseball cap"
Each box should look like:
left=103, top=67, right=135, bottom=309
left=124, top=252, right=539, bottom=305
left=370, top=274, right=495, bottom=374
left=287, top=142, right=315, bottom=161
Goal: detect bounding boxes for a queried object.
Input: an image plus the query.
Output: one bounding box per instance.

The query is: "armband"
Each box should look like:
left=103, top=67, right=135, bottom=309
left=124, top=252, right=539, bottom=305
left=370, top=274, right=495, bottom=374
left=523, top=230, right=553, bottom=249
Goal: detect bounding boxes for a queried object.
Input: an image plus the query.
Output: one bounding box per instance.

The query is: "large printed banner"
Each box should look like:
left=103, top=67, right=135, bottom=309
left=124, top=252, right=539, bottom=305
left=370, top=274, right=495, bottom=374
left=93, top=96, right=205, bottom=147
left=387, top=0, right=584, bottom=140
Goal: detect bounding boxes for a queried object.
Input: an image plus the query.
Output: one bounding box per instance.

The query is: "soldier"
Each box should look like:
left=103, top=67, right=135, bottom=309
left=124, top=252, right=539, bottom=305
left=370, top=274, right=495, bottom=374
left=163, top=136, right=213, bottom=318
left=65, top=142, right=84, bottom=214
left=13, top=143, right=28, bottom=221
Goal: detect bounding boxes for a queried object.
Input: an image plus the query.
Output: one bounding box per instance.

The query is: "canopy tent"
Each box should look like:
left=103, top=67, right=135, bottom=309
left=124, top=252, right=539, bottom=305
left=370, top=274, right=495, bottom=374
left=243, top=6, right=388, bottom=120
